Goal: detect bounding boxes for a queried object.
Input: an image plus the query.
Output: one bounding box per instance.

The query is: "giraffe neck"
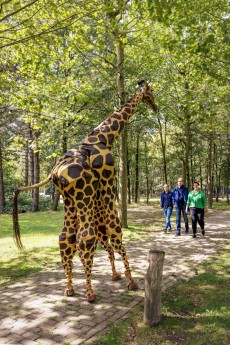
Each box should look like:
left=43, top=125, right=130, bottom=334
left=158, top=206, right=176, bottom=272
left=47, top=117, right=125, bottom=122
left=82, top=91, right=143, bottom=148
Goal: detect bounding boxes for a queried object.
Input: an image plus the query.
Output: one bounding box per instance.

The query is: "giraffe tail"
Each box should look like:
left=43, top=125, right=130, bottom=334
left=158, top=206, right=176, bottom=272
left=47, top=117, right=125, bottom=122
left=12, top=175, right=52, bottom=250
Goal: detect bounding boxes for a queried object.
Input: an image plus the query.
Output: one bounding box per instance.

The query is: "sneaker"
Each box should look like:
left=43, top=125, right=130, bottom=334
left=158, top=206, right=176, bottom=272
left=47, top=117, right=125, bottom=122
left=175, top=233, right=181, bottom=236
left=202, top=230, right=205, bottom=236
left=192, top=234, right=196, bottom=238
left=166, top=229, right=172, bottom=234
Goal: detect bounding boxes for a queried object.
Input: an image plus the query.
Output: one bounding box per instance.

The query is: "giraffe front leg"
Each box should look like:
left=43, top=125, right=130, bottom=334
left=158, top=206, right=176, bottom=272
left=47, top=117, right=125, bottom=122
left=114, top=242, right=138, bottom=290
left=100, top=240, right=121, bottom=281
left=59, top=231, right=77, bottom=296
left=99, top=180, right=138, bottom=290
left=108, top=248, right=122, bottom=281
left=109, top=216, right=138, bottom=290
left=97, top=226, right=121, bottom=281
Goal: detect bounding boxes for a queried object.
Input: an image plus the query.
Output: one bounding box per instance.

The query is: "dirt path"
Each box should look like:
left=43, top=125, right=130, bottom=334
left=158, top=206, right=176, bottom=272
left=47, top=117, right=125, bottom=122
left=0, top=208, right=229, bottom=345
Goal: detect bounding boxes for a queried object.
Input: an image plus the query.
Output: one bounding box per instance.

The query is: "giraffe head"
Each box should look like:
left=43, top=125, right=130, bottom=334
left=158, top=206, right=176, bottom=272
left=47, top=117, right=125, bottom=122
left=138, top=79, right=158, bottom=112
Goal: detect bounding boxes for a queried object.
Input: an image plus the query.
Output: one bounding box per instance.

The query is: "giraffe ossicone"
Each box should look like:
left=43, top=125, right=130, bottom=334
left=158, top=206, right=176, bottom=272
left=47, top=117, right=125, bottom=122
left=13, top=79, right=157, bottom=302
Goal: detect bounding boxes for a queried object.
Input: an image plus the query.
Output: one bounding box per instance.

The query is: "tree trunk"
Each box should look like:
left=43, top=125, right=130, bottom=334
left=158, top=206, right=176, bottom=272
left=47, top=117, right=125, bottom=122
left=33, top=149, right=40, bottom=212
left=144, top=139, right=149, bottom=204
left=134, top=132, right=139, bottom=203
left=226, top=125, right=230, bottom=205
left=144, top=250, right=165, bottom=325
left=157, top=113, right=167, bottom=183
left=23, top=123, right=30, bottom=186
left=119, top=128, right=128, bottom=227
left=52, top=188, right=61, bottom=211
left=52, top=119, right=69, bottom=210
left=29, top=126, right=34, bottom=190
left=183, top=117, right=190, bottom=187
left=182, top=81, right=191, bottom=187
left=127, top=148, right=131, bottom=204
left=0, top=139, right=5, bottom=213
left=207, top=133, right=213, bottom=208
left=116, top=38, right=128, bottom=227
left=32, top=129, right=41, bottom=212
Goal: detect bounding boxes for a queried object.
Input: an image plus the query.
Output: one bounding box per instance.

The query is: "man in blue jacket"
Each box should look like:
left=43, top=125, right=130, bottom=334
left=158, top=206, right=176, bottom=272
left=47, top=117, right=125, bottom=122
left=173, top=177, right=189, bottom=236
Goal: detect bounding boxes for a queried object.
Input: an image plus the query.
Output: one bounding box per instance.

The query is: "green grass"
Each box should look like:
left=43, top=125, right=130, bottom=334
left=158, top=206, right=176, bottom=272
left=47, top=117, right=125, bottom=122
left=92, top=247, right=230, bottom=345
left=212, top=199, right=230, bottom=210
left=0, top=211, right=64, bottom=285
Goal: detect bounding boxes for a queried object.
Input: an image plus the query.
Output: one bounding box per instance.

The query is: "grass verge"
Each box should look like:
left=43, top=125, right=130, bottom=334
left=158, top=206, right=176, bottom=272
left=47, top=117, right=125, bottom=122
left=92, top=247, right=230, bottom=345
left=0, top=211, right=63, bottom=285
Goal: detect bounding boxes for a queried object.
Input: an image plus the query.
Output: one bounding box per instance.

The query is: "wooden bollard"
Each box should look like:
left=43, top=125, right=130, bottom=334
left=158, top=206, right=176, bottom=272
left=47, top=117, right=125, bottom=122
left=144, top=249, right=165, bottom=325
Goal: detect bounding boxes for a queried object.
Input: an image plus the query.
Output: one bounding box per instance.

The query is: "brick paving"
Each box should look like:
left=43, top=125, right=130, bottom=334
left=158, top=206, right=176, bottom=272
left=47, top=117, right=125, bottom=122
left=0, top=209, right=229, bottom=345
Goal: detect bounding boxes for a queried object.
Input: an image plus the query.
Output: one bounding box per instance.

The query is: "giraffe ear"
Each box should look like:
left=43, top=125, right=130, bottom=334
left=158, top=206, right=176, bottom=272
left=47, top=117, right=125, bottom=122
left=138, top=79, right=146, bottom=86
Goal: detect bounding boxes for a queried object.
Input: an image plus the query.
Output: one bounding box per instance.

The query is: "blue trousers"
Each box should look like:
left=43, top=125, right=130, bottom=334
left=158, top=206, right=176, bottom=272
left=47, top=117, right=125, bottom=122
left=163, top=207, right=173, bottom=230
left=176, top=204, right=189, bottom=234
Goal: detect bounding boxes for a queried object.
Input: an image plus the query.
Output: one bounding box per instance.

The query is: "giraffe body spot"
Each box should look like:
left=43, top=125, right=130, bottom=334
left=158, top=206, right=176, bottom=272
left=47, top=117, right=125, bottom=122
left=59, top=242, right=67, bottom=249
left=83, top=197, right=91, bottom=205
left=82, top=171, right=93, bottom=183
left=59, top=233, right=67, bottom=241
left=84, top=185, right=93, bottom=196
left=113, top=113, right=121, bottom=119
left=60, top=176, right=69, bottom=187
left=88, top=136, right=98, bottom=143
left=68, top=187, right=75, bottom=196
left=105, top=153, right=114, bottom=166
left=77, top=202, right=85, bottom=209
left=98, top=134, right=107, bottom=144
left=111, top=120, right=119, bottom=131
left=76, top=192, right=84, bottom=200
left=92, top=155, right=103, bottom=169
left=108, top=134, right=115, bottom=145
left=101, top=126, right=110, bottom=133
left=68, top=165, right=83, bottom=179
left=66, top=247, right=72, bottom=255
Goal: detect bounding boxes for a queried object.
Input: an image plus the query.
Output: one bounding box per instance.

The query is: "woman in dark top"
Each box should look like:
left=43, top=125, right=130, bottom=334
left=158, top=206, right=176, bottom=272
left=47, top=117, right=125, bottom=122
left=160, top=183, right=173, bottom=233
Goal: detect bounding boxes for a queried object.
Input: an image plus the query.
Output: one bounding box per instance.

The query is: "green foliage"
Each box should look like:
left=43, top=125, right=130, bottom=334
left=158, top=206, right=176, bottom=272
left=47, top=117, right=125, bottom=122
left=0, top=0, right=229, bottom=209
left=3, top=193, right=53, bottom=214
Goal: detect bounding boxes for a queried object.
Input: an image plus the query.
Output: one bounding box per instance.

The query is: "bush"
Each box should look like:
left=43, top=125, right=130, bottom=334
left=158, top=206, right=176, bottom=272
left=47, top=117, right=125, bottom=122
left=3, top=192, right=53, bottom=214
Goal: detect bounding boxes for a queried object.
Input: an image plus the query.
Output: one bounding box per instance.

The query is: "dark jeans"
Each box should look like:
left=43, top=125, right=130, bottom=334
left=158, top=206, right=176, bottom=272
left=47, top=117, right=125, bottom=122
left=189, top=207, right=205, bottom=234
left=176, top=204, right=189, bottom=234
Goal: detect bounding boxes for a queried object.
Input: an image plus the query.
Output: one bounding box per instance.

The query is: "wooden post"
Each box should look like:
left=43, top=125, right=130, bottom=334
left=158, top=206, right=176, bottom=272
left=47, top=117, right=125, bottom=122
left=144, top=249, right=165, bottom=325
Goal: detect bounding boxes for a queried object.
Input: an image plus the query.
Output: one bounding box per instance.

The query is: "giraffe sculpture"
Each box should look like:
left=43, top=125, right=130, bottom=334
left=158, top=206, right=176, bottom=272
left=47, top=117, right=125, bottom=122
left=13, top=79, right=158, bottom=302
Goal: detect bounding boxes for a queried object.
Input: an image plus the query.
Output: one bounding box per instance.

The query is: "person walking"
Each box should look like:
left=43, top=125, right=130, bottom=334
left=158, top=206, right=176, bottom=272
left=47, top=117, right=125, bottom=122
left=173, top=177, right=189, bottom=236
left=160, top=183, right=173, bottom=233
left=186, top=181, right=208, bottom=238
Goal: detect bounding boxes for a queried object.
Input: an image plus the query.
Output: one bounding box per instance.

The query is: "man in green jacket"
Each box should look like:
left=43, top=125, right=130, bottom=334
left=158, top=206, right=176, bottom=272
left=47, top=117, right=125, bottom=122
left=186, top=182, right=208, bottom=238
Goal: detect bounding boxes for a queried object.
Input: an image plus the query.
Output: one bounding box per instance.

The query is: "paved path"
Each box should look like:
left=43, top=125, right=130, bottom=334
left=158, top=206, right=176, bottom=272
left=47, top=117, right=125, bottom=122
left=0, top=209, right=229, bottom=345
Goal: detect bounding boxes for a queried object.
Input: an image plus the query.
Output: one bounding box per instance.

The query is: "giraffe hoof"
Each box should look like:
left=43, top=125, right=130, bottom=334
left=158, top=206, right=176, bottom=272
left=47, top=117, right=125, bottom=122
left=64, top=288, right=75, bottom=296
left=128, top=281, right=138, bottom=290
left=112, top=273, right=122, bottom=281
left=86, top=294, right=96, bottom=303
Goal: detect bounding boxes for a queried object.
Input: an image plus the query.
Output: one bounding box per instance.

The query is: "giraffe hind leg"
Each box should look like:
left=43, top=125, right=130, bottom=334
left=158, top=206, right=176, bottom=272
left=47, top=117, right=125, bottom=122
left=59, top=231, right=77, bottom=296
left=77, top=236, right=98, bottom=302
